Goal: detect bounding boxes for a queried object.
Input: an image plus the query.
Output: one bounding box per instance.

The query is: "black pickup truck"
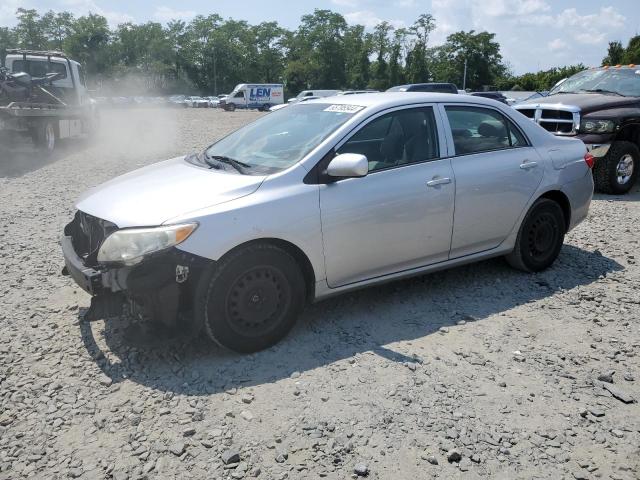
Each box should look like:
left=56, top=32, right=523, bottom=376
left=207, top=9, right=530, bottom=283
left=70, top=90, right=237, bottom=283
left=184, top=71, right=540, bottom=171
left=515, top=66, right=640, bottom=194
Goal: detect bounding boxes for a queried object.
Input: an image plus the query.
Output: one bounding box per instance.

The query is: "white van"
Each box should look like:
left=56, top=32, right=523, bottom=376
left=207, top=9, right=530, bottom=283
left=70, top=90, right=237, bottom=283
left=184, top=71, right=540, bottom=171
left=220, top=84, right=284, bottom=112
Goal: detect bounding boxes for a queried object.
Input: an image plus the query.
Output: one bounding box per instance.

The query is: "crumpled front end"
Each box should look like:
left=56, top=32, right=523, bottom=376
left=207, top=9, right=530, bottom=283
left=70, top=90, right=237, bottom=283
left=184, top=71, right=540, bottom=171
left=61, top=211, right=210, bottom=326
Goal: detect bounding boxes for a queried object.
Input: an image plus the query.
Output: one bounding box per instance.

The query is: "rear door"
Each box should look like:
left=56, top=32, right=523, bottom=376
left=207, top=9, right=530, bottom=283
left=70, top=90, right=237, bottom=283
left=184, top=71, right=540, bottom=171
left=441, top=104, right=544, bottom=258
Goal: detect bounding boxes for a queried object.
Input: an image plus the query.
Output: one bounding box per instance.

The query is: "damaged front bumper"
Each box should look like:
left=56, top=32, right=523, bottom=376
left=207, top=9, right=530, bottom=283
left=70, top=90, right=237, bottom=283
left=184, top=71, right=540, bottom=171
left=61, top=223, right=209, bottom=325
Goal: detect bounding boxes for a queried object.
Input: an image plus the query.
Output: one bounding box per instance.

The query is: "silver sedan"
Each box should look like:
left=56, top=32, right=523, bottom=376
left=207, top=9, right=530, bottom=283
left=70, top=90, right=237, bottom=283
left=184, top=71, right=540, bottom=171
left=62, top=93, right=594, bottom=352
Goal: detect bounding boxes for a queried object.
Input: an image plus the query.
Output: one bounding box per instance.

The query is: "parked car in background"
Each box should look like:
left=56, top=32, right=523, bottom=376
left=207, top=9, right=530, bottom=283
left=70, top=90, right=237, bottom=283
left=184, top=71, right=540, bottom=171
left=270, top=95, right=320, bottom=111
left=338, top=90, right=378, bottom=95
left=515, top=65, right=640, bottom=194
left=470, top=91, right=509, bottom=104
left=62, top=92, right=593, bottom=353
left=219, top=84, right=284, bottom=111
left=288, top=89, right=341, bottom=103
left=503, top=91, right=548, bottom=106
left=185, top=96, right=209, bottom=108
left=168, top=95, right=188, bottom=108
left=387, top=83, right=458, bottom=94
left=206, top=96, right=220, bottom=108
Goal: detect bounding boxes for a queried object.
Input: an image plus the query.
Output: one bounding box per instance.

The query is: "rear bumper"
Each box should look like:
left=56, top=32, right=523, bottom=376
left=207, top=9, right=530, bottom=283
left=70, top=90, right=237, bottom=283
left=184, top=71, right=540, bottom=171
left=562, top=170, right=594, bottom=232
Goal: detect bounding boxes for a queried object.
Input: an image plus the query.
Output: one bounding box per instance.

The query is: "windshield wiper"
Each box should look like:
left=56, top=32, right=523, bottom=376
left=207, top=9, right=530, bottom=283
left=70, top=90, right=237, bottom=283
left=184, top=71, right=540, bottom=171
left=580, top=89, right=624, bottom=96
left=203, top=153, right=252, bottom=173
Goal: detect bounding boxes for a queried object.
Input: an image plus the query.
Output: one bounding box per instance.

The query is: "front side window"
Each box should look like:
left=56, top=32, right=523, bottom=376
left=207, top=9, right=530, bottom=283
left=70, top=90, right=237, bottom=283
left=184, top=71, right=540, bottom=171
left=445, top=106, right=526, bottom=155
left=337, top=107, right=439, bottom=172
left=234, top=91, right=244, bottom=98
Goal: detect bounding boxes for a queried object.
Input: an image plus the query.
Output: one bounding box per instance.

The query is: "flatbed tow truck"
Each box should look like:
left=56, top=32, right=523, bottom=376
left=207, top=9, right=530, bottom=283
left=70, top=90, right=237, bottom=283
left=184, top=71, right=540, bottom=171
left=0, top=49, right=98, bottom=153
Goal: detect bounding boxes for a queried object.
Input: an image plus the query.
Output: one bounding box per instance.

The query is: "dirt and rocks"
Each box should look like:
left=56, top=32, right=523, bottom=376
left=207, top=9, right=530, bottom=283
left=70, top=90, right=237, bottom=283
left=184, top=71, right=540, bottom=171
left=0, top=108, right=639, bottom=480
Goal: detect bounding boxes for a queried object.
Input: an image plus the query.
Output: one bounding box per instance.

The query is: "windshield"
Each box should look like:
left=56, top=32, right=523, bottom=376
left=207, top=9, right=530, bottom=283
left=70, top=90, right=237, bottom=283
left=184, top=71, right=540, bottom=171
left=550, top=68, right=640, bottom=97
left=203, top=103, right=362, bottom=174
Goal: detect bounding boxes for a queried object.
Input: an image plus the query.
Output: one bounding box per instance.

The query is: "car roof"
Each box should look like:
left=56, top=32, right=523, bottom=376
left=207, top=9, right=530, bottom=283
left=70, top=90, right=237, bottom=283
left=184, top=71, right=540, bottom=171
left=310, top=92, right=502, bottom=109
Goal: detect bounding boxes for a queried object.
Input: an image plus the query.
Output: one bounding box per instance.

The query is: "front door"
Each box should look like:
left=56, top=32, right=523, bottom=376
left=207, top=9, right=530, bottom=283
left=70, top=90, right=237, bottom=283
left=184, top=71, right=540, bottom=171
left=319, top=106, right=455, bottom=287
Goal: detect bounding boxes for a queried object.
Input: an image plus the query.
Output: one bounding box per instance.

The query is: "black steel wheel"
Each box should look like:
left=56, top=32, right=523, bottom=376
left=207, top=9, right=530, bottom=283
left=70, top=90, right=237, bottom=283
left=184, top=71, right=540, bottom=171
left=195, top=244, right=305, bottom=353
left=506, top=198, right=565, bottom=272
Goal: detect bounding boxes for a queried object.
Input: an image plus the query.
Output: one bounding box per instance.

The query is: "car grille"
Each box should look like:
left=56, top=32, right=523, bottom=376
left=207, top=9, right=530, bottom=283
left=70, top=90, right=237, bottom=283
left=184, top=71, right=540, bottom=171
left=514, top=105, right=580, bottom=135
left=64, top=211, right=117, bottom=267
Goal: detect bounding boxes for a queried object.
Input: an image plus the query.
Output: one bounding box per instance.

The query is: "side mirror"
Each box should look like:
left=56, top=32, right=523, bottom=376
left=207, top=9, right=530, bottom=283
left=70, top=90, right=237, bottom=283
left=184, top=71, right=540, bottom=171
left=326, top=153, right=368, bottom=179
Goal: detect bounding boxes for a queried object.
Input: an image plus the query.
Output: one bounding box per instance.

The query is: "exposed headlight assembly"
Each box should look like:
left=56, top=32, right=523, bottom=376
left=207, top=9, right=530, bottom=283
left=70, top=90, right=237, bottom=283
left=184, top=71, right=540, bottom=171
left=97, top=223, right=198, bottom=265
left=580, top=119, right=617, bottom=133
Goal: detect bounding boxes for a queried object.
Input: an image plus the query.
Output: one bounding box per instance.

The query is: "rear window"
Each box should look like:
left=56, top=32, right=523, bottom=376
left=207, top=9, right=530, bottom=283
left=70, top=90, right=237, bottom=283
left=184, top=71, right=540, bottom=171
left=12, top=60, right=67, bottom=80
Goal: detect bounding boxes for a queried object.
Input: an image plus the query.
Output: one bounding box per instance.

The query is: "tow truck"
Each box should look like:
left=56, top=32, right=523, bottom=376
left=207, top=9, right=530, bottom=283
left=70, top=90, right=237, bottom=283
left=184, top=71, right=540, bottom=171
left=0, top=49, right=98, bottom=153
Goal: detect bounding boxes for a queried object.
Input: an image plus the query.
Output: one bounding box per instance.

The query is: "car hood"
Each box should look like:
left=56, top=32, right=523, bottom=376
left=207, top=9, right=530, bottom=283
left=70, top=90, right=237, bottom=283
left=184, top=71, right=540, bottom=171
left=517, top=93, right=639, bottom=114
left=76, top=156, right=265, bottom=227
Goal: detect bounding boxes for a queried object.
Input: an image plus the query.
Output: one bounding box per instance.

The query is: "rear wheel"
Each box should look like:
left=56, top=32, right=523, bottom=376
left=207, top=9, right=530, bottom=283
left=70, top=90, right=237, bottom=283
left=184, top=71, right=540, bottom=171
left=195, top=244, right=305, bottom=353
left=593, top=141, right=639, bottom=195
left=32, top=120, right=56, bottom=153
left=506, top=198, right=565, bottom=272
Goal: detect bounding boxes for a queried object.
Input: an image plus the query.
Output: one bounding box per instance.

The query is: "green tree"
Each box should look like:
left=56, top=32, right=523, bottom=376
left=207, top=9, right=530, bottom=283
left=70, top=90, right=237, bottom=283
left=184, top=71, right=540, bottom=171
left=370, top=21, right=393, bottom=90
left=405, top=14, right=435, bottom=83
left=622, top=35, right=640, bottom=64
left=253, top=22, right=287, bottom=83
left=64, top=14, right=111, bottom=77
left=431, top=30, right=506, bottom=90
left=344, top=25, right=371, bottom=89
left=388, top=28, right=408, bottom=87
left=13, top=8, right=47, bottom=49
left=603, top=41, right=624, bottom=66
left=41, top=10, right=74, bottom=50
left=287, top=9, right=348, bottom=90
left=0, top=27, right=17, bottom=64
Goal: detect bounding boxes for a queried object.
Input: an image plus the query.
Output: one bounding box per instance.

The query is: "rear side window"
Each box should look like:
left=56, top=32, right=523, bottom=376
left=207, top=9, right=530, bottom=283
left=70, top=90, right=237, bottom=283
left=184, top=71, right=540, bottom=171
left=12, top=60, right=67, bottom=80
left=445, top=106, right=527, bottom=155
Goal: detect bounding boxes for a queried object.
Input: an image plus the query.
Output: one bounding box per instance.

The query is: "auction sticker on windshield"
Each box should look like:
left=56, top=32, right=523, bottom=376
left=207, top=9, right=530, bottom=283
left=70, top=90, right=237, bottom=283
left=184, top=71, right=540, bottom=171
left=323, top=104, right=364, bottom=113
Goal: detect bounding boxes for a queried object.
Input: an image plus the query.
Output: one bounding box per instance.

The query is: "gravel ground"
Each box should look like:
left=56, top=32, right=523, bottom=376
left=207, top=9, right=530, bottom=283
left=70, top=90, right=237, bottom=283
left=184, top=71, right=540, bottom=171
left=0, top=108, right=639, bottom=480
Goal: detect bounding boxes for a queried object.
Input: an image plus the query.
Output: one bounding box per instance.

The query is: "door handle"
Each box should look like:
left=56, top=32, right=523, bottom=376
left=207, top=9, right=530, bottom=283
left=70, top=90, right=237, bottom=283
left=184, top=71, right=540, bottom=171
left=519, top=160, right=538, bottom=170
left=426, top=177, right=452, bottom=187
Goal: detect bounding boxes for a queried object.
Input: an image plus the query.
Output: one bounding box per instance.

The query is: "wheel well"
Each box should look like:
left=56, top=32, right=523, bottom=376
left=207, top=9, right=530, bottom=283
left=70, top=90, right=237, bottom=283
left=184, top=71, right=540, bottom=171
left=224, top=238, right=316, bottom=301
left=540, top=190, right=571, bottom=231
left=615, top=124, right=640, bottom=147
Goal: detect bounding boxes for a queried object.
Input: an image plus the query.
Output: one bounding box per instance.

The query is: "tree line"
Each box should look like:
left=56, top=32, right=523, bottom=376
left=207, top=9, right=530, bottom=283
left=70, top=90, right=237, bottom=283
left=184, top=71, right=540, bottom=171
left=1, top=7, right=638, bottom=97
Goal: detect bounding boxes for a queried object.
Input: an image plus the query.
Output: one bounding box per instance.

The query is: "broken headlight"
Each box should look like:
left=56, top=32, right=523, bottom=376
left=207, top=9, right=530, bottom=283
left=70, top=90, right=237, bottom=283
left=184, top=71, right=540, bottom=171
left=97, top=223, right=198, bottom=265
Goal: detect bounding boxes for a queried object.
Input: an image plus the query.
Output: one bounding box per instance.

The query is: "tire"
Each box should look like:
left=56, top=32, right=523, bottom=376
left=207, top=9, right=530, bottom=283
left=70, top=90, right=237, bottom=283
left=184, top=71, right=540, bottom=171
left=593, top=141, right=639, bottom=195
left=32, top=120, right=56, bottom=153
left=261, top=104, right=271, bottom=112
left=506, top=198, right=566, bottom=272
left=226, top=103, right=236, bottom=112
left=195, top=244, right=305, bottom=353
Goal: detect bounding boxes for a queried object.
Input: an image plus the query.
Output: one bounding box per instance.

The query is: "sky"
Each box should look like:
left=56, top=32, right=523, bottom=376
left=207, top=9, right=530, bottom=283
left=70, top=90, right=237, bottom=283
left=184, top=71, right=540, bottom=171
left=1, top=0, right=638, bottom=74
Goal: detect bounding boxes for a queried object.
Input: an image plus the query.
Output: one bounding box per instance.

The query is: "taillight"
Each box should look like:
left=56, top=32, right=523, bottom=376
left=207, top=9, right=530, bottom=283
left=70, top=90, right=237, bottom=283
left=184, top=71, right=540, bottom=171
left=584, top=152, right=595, bottom=169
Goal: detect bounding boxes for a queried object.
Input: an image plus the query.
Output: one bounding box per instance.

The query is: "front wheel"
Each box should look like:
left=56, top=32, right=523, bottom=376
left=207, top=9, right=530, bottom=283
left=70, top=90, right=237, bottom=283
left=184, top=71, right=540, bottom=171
left=225, top=103, right=236, bottom=112
left=195, top=244, right=305, bottom=353
left=593, top=141, right=639, bottom=195
left=506, top=198, right=566, bottom=272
